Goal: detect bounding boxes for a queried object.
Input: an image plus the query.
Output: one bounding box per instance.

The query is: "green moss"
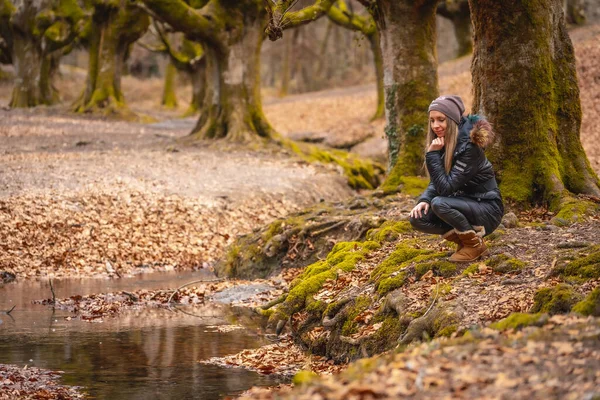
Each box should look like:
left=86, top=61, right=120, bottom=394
left=341, top=296, right=372, bottom=336
left=483, top=254, right=526, bottom=273
left=415, top=260, right=457, bottom=279
left=432, top=307, right=460, bottom=338
left=380, top=174, right=429, bottom=196
left=491, top=312, right=545, bottom=331
left=552, top=198, right=598, bottom=225
left=275, top=241, right=379, bottom=319
left=493, top=258, right=526, bottom=274
left=572, top=288, right=600, bottom=316
left=306, top=300, right=327, bottom=314
left=376, top=272, right=408, bottom=296
left=486, top=228, right=506, bottom=242
left=436, top=325, right=457, bottom=338
left=364, top=315, right=404, bottom=355
left=371, top=243, right=450, bottom=295
left=255, top=308, right=274, bottom=318
left=557, top=245, right=600, bottom=280
left=366, top=221, right=412, bottom=243
left=530, top=284, right=581, bottom=315
left=283, top=139, right=384, bottom=190
left=462, top=263, right=480, bottom=276
left=292, top=370, right=319, bottom=386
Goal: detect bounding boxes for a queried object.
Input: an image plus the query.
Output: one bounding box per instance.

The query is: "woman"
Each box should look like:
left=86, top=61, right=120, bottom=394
left=409, top=95, right=504, bottom=262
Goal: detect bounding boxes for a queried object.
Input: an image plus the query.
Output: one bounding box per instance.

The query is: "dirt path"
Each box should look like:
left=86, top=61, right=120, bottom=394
left=0, top=109, right=353, bottom=280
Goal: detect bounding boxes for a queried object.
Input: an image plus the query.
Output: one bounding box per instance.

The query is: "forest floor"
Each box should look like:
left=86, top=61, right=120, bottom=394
left=0, top=23, right=599, bottom=400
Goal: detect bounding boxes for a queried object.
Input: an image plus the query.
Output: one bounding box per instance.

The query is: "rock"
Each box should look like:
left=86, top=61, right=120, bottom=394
left=0, top=271, right=16, bottom=284
left=350, top=136, right=388, bottom=165
left=551, top=217, right=570, bottom=227
left=501, top=212, right=519, bottom=228
left=287, top=131, right=327, bottom=143
left=211, top=283, right=275, bottom=304
left=541, top=224, right=559, bottom=231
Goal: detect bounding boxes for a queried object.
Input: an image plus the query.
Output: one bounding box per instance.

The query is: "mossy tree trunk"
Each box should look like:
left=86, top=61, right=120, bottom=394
left=191, top=18, right=274, bottom=141
left=437, top=0, right=472, bottom=57
left=74, top=1, right=149, bottom=116
left=3, top=0, right=83, bottom=108
left=376, top=0, right=440, bottom=191
left=10, top=33, right=45, bottom=107
left=470, top=0, right=600, bottom=207
left=451, top=10, right=472, bottom=56
left=161, top=61, right=178, bottom=108
left=183, top=59, right=206, bottom=116
left=9, top=0, right=62, bottom=107
left=279, top=34, right=292, bottom=97
left=151, top=27, right=206, bottom=116
left=368, top=30, right=384, bottom=120
left=565, top=0, right=586, bottom=25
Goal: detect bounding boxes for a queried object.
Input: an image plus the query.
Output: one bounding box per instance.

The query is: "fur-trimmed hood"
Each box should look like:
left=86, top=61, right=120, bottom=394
left=458, top=115, right=495, bottom=149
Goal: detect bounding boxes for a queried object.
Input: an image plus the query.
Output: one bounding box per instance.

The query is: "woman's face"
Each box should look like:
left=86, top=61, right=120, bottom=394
left=429, top=111, right=447, bottom=138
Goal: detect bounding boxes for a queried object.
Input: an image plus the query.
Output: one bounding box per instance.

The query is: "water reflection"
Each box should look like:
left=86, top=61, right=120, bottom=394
left=0, top=273, right=282, bottom=399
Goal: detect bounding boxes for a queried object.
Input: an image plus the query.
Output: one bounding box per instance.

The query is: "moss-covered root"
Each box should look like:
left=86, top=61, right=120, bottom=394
left=398, top=302, right=463, bottom=345
left=490, top=312, right=548, bottom=331
left=378, top=175, right=429, bottom=196
left=550, top=197, right=599, bottom=226
left=268, top=240, right=381, bottom=326
left=572, top=287, right=600, bottom=317
left=215, top=196, right=404, bottom=280
left=485, top=254, right=527, bottom=273
left=552, top=244, right=600, bottom=281
left=371, top=242, right=449, bottom=295
left=281, top=138, right=385, bottom=190
left=530, top=284, right=582, bottom=315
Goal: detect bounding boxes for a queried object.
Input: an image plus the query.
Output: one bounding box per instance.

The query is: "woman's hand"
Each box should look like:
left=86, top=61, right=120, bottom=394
left=410, top=202, right=430, bottom=219
left=428, top=137, right=445, bottom=152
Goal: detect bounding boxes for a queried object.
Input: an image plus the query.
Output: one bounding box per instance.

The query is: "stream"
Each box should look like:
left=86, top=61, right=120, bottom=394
left=0, top=272, right=282, bottom=399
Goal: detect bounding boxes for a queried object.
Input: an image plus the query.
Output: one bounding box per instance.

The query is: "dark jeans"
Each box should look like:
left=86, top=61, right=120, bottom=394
left=410, top=196, right=504, bottom=236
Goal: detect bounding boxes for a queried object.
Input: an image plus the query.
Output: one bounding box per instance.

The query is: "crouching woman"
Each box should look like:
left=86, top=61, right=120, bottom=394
left=409, top=95, right=504, bottom=262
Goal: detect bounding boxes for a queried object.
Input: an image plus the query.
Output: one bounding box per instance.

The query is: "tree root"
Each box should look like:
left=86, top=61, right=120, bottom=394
left=216, top=193, right=406, bottom=279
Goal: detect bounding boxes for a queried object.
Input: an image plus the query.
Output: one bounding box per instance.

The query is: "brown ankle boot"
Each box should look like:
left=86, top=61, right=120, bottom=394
left=442, top=229, right=462, bottom=251
left=449, top=226, right=489, bottom=262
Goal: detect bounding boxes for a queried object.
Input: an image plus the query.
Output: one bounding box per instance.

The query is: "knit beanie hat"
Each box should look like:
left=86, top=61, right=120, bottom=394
left=428, top=95, right=465, bottom=124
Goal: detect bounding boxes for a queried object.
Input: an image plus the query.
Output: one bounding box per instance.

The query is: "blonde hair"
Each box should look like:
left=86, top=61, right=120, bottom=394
left=425, top=118, right=458, bottom=174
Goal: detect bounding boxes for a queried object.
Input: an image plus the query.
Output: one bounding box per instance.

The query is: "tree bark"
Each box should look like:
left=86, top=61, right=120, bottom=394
left=74, top=3, right=149, bottom=116
left=452, top=11, right=472, bottom=57
left=191, top=18, right=274, bottom=141
left=377, top=0, right=440, bottom=190
left=183, top=60, right=206, bottom=117
left=162, top=61, right=178, bottom=108
left=368, top=30, right=384, bottom=120
left=10, top=33, right=44, bottom=108
left=279, top=34, right=292, bottom=97
left=470, top=0, right=600, bottom=206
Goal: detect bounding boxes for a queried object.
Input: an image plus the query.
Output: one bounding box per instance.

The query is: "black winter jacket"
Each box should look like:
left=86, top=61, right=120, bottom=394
left=417, top=115, right=502, bottom=204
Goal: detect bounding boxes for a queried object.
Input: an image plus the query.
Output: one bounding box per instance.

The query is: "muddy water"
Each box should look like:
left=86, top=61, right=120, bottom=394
left=0, top=272, right=281, bottom=399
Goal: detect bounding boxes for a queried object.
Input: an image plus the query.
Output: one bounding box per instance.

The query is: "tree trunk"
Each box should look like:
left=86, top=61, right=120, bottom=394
left=368, top=31, right=384, bottom=120
left=377, top=0, right=440, bottom=190
left=279, top=34, right=292, bottom=97
left=162, top=61, right=178, bottom=108
left=183, top=60, right=206, bottom=117
left=452, top=12, right=472, bottom=57
left=470, top=0, right=600, bottom=207
left=74, top=4, right=148, bottom=117
left=9, top=33, right=44, bottom=108
left=191, top=19, right=274, bottom=141
left=39, top=54, right=60, bottom=105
